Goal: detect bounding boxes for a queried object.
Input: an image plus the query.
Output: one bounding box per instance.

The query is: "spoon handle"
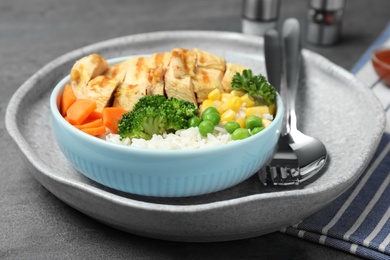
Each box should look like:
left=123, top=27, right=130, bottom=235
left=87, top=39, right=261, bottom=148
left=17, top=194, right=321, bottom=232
left=264, top=29, right=282, bottom=93
left=282, top=18, right=301, bottom=133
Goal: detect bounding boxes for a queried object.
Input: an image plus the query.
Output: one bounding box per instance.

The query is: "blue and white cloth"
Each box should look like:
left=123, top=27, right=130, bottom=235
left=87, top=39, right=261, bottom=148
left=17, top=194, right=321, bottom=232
left=281, top=21, right=390, bottom=260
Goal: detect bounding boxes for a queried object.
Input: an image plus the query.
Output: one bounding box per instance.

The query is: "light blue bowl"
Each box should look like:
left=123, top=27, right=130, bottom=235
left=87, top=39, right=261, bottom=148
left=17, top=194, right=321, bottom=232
left=50, top=57, right=284, bottom=197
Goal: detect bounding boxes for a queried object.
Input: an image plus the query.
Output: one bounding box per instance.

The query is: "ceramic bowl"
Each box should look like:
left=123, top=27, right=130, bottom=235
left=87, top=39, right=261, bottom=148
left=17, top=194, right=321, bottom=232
left=50, top=57, right=284, bottom=197
left=371, top=47, right=390, bottom=86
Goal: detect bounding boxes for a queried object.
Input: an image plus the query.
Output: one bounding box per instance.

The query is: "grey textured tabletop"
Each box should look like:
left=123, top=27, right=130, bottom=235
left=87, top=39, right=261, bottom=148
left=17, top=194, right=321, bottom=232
left=1, top=0, right=389, bottom=259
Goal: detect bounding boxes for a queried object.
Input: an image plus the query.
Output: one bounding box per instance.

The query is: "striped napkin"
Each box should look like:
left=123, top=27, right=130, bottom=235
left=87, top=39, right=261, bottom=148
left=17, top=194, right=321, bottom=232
left=281, top=22, right=390, bottom=260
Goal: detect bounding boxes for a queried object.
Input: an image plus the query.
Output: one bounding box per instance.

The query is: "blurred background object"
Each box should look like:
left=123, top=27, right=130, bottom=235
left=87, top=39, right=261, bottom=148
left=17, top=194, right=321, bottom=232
left=372, top=47, right=390, bottom=86
left=306, top=0, right=346, bottom=45
left=242, top=0, right=281, bottom=36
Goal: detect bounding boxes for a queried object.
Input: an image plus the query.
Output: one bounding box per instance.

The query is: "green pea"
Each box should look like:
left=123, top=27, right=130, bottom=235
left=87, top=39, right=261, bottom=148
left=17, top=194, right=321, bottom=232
left=198, top=120, right=214, bottom=137
left=225, top=121, right=241, bottom=134
left=231, top=128, right=251, bottom=140
left=251, top=126, right=264, bottom=135
left=202, top=107, right=219, bottom=116
left=202, top=112, right=221, bottom=126
left=188, top=116, right=202, bottom=127
left=245, top=115, right=263, bottom=130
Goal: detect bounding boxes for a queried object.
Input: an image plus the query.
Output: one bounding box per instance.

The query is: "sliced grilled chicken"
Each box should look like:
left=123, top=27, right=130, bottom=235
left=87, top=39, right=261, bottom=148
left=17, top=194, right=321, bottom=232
left=192, top=68, right=224, bottom=103
left=70, top=53, right=108, bottom=99
left=113, top=83, right=147, bottom=112
left=164, top=48, right=197, bottom=105
left=122, top=56, right=150, bottom=85
left=103, top=59, right=129, bottom=83
left=112, top=56, right=150, bottom=111
left=194, top=48, right=226, bottom=71
left=84, top=75, right=120, bottom=113
left=193, top=49, right=226, bottom=102
left=147, top=52, right=171, bottom=96
left=69, top=49, right=249, bottom=111
left=221, top=63, right=248, bottom=93
left=170, top=48, right=197, bottom=78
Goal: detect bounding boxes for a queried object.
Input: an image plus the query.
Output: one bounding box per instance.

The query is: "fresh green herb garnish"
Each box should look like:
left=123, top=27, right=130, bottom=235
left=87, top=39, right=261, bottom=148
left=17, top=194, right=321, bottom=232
left=231, top=69, right=276, bottom=105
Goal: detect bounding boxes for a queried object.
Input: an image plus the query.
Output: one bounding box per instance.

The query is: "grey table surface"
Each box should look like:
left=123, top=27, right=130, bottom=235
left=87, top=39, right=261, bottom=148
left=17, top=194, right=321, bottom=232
left=1, top=0, right=389, bottom=259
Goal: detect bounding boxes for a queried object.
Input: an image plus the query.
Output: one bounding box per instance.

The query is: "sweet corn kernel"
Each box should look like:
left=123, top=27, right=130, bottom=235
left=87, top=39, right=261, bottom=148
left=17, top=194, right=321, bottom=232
left=222, top=96, right=242, bottom=112
left=221, top=109, right=236, bottom=122
left=232, top=97, right=243, bottom=111
left=258, top=105, right=270, bottom=114
left=221, top=93, right=232, bottom=102
left=221, top=99, right=232, bottom=112
left=230, top=89, right=246, bottom=97
left=268, top=103, right=276, bottom=116
left=208, top=88, right=221, bottom=101
left=212, top=100, right=223, bottom=114
left=200, top=99, right=213, bottom=113
left=240, top=93, right=255, bottom=108
left=236, top=117, right=245, bottom=128
left=262, top=119, right=272, bottom=128
left=245, top=106, right=269, bottom=118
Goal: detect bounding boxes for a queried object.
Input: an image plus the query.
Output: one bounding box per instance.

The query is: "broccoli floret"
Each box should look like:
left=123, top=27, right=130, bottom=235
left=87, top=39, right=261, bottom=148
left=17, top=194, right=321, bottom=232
left=118, top=95, right=199, bottom=140
left=163, top=98, right=199, bottom=130
left=133, top=94, right=167, bottom=110
left=118, top=106, right=167, bottom=140
left=167, top=97, right=199, bottom=117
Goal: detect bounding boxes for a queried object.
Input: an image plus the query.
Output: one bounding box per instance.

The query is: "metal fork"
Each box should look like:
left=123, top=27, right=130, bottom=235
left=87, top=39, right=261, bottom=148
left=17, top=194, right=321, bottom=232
left=259, top=18, right=327, bottom=186
left=258, top=22, right=300, bottom=185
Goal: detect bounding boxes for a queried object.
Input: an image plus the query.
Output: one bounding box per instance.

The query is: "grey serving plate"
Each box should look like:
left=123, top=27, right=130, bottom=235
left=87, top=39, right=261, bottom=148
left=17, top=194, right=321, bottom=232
left=5, top=31, right=385, bottom=242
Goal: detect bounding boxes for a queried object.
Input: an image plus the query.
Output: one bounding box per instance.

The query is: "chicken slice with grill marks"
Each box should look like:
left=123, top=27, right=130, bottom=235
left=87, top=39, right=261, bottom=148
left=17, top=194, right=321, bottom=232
left=164, top=48, right=197, bottom=105
left=112, top=56, right=150, bottom=111
left=113, top=83, right=146, bottom=112
left=70, top=53, right=108, bottom=99
left=192, top=68, right=224, bottom=103
left=192, top=49, right=226, bottom=103
left=103, top=59, right=130, bottom=83
left=146, top=52, right=171, bottom=96
left=194, top=48, right=226, bottom=71
left=83, top=75, right=120, bottom=113
left=221, top=63, right=248, bottom=93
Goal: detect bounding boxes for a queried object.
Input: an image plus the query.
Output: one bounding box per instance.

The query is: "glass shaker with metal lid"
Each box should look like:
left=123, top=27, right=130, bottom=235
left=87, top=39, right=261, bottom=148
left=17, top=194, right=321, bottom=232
left=307, top=0, right=346, bottom=45
left=242, top=0, right=281, bottom=36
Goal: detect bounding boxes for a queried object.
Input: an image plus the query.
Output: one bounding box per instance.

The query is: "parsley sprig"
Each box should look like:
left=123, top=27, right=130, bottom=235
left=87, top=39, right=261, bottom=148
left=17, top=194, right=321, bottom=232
left=231, top=69, right=276, bottom=105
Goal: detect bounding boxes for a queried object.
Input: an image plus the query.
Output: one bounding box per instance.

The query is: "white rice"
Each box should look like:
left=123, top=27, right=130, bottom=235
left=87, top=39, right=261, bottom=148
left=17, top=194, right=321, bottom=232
left=105, top=126, right=233, bottom=150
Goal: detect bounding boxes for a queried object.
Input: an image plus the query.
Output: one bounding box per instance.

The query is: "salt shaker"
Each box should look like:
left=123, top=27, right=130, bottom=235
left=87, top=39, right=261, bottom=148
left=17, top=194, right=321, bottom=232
left=242, top=0, right=280, bottom=36
left=306, top=0, right=346, bottom=45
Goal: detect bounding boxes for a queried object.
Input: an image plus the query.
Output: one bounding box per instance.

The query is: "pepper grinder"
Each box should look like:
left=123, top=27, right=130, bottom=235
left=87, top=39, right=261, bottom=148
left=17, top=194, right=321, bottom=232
left=242, top=0, right=280, bottom=36
left=306, top=0, right=346, bottom=45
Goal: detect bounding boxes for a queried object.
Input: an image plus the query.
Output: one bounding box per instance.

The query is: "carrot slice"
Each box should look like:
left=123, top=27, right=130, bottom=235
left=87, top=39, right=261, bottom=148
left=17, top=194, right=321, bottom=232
left=86, top=110, right=103, bottom=120
left=81, top=125, right=107, bottom=136
left=102, top=107, right=128, bottom=134
left=66, top=99, right=97, bottom=125
left=60, top=84, right=77, bottom=116
left=78, top=111, right=103, bottom=125
left=74, top=118, right=103, bottom=130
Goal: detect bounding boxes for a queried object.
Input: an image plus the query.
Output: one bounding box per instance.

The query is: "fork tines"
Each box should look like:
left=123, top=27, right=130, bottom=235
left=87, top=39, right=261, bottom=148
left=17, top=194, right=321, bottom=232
left=261, top=136, right=301, bottom=186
